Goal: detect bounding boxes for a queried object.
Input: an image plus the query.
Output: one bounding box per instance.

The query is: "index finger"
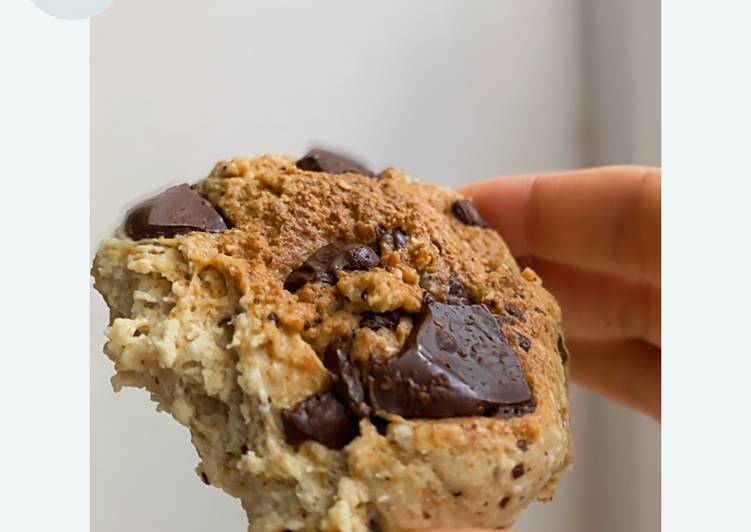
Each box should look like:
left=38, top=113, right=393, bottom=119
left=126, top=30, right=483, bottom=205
left=462, top=166, right=661, bottom=285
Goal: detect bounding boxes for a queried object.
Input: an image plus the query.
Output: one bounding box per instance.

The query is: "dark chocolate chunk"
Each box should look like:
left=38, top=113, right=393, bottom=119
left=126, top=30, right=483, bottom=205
left=451, top=199, right=488, bottom=228
left=377, top=227, right=409, bottom=251
left=447, top=274, right=472, bottom=305
left=360, top=312, right=400, bottom=331
left=499, top=496, right=511, bottom=509
left=125, top=184, right=228, bottom=240
left=369, top=415, right=389, bottom=435
left=284, top=245, right=339, bottom=290
left=267, top=312, right=278, bottom=324
left=517, top=333, right=531, bottom=352
left=371, top=300, right=535, bottom=418
left=557, top=334, right=569, bottom=364
left=451, top=489, right=463, bottom=497
left=284, top=243, right=380, bottom=292
left=511, top=464, right=525, bottom=478
left=331, top=244, right=380, bottom=272
left=323, top=337, right=370, bottom=417
left=296, top=148, right=374, bottom=177
left=200, top=472, right=209, bottom=485
left=281, top=392, right=359, bottom=450
left=504, top=303, right=527, bottom=323
left=240, top=444, right=249, bottom=454
left=391, top=229, right=408, bottom=250
left=516, top=439, right=528, bottom=452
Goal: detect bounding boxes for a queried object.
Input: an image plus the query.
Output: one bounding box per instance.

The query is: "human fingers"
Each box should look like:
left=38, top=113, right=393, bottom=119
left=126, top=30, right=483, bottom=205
left=518, top=256, right=661, bottom=346
left=462, top=166, right=661, bottom=285
left=567, top=337, right=661, bottom=420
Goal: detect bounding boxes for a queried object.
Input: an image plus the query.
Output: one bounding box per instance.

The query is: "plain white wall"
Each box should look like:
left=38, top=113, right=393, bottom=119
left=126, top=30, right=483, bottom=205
left=577, top=1, right=661, bottom=531
left=91, top=1, right=659, bottom=531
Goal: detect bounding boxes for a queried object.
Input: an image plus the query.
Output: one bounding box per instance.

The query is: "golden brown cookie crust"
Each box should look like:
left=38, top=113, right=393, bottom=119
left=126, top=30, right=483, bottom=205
left=93, top=154, right=572, bottom=531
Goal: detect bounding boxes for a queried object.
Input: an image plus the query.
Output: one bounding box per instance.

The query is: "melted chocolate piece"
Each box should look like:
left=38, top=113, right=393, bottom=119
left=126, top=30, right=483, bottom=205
left=371, top=301, right=535, bottom=418
left=324, top=337, right=370, bottom=417
left=557, top=334, right=569, bottom=364
left=516, top=439, right=528, bottom=452
left=125, top=184, right=228, bottom=240
left=451, top=199, right=488, bottom=227
left=511, top=463, right=525, bottom=478
left=360, top=311, right=400, bottom=331
left=284, top=243, right=380, bottom=292
left=517, top=333, right=531, bottom=352
left=281, top=392, right=359, bottom=450
left=296, top=148, right=374, bottom=177
left=447, top=274, right=472, bottom=305
left=499, top=496, right=511, bottom=509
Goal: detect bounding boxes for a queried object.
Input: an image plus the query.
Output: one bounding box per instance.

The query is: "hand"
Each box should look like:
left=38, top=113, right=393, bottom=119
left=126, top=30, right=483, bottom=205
left=421, top=168, right=660, bottom=532
left=464, top=166, right=661, bottom=420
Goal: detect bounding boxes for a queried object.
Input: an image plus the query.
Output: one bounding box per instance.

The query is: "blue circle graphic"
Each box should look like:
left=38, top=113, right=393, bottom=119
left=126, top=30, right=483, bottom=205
left=31, top=0, right=114, bottom=20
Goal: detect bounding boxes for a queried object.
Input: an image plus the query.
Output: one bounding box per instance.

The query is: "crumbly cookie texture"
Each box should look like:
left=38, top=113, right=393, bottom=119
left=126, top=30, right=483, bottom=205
left=93, top=152, right=572, bottom=532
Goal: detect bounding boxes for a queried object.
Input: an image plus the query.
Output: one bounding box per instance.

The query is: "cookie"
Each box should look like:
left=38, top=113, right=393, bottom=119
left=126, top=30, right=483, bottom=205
left=92, top=149, right=572, bottom=531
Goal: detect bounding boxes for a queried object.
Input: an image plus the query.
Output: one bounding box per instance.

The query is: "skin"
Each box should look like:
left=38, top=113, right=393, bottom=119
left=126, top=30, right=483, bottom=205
left=422, top=166, right=661, bottom=532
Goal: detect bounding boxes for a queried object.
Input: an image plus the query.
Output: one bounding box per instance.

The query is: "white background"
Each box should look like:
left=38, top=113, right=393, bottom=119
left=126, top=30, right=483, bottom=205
left=90, top=1, right=660, bottom=531
left=0, top=2, right=89, bottom=532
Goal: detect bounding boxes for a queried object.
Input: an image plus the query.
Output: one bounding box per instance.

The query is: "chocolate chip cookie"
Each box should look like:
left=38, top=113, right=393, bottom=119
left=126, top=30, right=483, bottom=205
left=92, top=149, right=572, bottom=531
